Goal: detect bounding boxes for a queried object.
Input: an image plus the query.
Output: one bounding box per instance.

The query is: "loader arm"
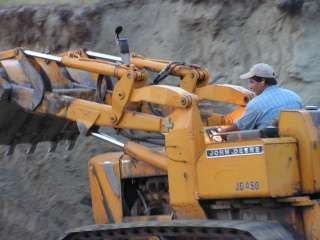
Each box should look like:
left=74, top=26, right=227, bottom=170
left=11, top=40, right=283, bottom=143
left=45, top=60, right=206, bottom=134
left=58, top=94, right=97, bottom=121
left=62, top=49, right=254, bottom=125
left=61, top=49, right=210, bottom=92
left=0, top=48, right=202, bottom=166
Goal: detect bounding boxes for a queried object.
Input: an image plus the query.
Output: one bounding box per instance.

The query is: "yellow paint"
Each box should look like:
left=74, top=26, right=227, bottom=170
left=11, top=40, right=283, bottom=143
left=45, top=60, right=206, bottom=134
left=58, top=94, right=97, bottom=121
left=279, top=111, right=320, bottom=194
left=197, top=138, right=300, bottom=199
left=89, top=153, right=123, bottom=224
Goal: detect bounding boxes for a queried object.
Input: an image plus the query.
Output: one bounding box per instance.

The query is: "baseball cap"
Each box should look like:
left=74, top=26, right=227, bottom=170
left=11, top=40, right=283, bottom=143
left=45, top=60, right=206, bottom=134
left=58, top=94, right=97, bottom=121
left=240, top=63, right=276, bottom=80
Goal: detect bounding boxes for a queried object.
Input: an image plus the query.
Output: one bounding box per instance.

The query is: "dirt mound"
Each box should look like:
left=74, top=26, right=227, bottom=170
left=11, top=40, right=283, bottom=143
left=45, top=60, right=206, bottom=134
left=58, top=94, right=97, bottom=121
left=0, top=4, right=101, bottom=51
left=0, top=1, right=320, bottom=240
left=1, top=1, right=319, bottom=103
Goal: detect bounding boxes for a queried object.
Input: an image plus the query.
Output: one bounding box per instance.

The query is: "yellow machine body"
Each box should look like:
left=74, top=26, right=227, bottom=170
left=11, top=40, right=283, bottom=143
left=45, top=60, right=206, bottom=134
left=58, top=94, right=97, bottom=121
left=86, top=109, right=320, bottom=240
left=197, top=137, right=300, bottom=199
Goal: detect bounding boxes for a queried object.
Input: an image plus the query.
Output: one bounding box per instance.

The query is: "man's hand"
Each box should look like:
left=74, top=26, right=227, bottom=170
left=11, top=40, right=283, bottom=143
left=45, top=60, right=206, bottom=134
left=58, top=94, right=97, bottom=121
left=219, top=124, right=239, bottom=133
left=206, top=128, right=223, bottom=142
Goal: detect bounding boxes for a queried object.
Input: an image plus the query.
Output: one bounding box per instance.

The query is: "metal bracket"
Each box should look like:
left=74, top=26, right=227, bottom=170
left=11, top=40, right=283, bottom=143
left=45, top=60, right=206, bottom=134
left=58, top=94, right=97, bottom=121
left=163, top=118, right=174, bottom=132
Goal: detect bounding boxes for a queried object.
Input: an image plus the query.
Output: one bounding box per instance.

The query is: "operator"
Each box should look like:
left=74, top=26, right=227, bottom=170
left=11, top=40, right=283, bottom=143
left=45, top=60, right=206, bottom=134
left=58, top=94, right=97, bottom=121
left=221, top=63, right=303, bottom=132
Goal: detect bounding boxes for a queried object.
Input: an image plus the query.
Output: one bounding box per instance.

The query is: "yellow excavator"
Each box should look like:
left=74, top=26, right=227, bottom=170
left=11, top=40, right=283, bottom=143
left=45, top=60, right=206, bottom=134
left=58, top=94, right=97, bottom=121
left=0, top=32, right=319, bottom=239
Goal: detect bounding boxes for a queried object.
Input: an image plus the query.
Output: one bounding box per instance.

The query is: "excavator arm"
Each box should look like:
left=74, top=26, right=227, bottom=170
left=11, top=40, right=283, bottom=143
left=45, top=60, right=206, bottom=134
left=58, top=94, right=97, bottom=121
left=0, top=46, right=253, bottom=152
left=61, top=48, right=254, bottom=125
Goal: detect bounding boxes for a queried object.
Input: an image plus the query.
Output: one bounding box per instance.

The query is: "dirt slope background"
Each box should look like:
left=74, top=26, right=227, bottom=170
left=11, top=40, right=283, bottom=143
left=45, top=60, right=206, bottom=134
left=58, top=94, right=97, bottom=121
left=0, top=0, right=319, bottom=240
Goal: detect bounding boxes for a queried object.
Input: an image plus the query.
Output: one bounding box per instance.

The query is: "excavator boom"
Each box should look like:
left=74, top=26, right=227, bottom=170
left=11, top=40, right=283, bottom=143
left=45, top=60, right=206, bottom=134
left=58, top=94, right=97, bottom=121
left=0, top=46, right=253, bottom=153
left=62, top=48, right=254, bottom=126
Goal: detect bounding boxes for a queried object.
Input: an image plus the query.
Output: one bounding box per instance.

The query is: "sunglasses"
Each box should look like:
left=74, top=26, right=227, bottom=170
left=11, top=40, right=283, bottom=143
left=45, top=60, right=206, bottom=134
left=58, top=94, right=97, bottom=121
left=249, top=76, right=264, bottom=83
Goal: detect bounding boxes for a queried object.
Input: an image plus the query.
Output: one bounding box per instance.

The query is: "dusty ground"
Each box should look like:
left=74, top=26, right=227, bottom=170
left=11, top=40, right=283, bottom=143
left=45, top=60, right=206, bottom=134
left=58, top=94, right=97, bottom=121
left=0, top=0, right=320, bottom=240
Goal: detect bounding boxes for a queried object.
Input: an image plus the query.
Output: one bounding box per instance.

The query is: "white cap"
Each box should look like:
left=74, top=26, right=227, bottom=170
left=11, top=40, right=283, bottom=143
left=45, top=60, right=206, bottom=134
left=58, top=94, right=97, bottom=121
left=240, top=63, right=276, bottom=80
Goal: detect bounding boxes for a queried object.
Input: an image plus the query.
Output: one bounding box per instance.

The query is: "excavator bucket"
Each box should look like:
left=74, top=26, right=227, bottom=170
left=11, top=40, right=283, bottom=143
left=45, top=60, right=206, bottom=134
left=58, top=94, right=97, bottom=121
left=0, top=48, right=99, bottom=153
left=0, top=103, right=80, bottom=154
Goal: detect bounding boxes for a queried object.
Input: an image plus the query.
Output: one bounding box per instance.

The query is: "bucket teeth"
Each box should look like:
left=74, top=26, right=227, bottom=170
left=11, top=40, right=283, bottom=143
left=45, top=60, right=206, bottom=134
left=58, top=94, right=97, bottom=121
left=0, top=102, right=80, bottom=154
left=65, top=139, right=77, bottom=151
left=48, top=141, right=58, bottom=153
left=26, top=143, right=38, bottom=154
left=0, top=48, right=102, bottom=156
left=5, top=145, right=15, bottom=156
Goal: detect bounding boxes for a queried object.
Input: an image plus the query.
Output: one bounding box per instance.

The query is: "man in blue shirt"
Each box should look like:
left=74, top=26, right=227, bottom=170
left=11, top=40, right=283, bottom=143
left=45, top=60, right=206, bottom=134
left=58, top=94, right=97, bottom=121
left=222, top=63, right=303, bottom=132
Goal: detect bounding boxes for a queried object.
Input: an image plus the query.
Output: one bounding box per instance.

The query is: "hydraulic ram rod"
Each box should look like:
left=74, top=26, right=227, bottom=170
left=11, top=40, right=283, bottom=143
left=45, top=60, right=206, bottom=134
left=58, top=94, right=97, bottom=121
left=24, top=50, right=62, bottom=62
left=86, top=51, right=123, bottom=63
left=91, top=132, right=167, bottom=171
left=25, top=49, right=122, bottom=65
left=23, top=50, right=138, bottom=79
left=91, top=132, right=125, bottom=148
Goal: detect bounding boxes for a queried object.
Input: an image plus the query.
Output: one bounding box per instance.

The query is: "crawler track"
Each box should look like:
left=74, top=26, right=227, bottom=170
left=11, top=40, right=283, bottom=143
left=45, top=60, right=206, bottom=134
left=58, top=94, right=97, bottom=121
left=60, top=220, right=296, bottom=240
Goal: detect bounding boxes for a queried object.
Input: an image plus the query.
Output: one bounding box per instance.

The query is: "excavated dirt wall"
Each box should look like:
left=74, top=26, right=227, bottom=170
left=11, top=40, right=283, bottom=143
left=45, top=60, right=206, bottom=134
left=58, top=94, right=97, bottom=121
left=0, top=1, right=320, bottom=240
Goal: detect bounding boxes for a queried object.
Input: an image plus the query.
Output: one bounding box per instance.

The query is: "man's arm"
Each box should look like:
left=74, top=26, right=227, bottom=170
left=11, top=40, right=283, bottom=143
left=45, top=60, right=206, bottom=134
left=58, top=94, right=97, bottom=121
left=221, top=104, right=259, bottom=132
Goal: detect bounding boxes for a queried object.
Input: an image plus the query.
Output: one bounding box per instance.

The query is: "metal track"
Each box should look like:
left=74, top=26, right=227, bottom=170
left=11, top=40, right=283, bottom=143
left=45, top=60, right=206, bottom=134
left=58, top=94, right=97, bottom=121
left=60, top=220, right=296, bottom=240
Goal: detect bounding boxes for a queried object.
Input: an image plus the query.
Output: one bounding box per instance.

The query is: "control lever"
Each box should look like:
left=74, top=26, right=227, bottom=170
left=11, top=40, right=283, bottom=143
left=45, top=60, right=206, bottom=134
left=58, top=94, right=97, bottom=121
left=114, top=26, right=130, bottom=65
